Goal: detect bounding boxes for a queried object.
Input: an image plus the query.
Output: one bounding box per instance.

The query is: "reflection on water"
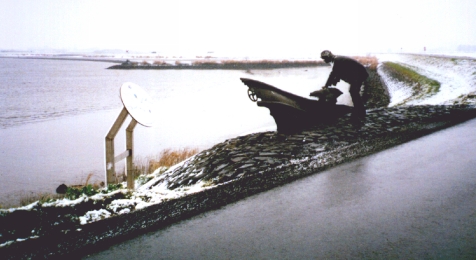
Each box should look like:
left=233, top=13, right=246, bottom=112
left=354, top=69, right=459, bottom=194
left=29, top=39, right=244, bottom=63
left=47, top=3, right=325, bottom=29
left=0, top=58, right=342, bottom=206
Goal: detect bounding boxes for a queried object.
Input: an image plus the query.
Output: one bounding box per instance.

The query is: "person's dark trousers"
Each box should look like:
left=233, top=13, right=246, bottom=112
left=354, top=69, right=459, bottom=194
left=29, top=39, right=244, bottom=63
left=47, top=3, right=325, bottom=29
left=349, top=81, right=366, bottom=119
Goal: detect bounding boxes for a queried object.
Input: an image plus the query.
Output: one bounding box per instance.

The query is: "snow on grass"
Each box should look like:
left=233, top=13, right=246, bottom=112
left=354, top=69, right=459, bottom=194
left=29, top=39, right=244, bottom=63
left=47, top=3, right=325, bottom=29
left=377, top=54, right=476, bottom=106
left=0, top=201, right=39, bottom=213
left=41, top=196, right=86, bottom=208
left=76, top=155, right=214, bottom=225
left=377, top=64, right=413, bottom=106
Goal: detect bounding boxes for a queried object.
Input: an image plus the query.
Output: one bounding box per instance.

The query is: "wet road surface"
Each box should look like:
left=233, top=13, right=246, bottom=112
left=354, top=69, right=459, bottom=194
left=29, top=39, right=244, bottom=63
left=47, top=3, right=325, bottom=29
left=85, top=118, right=476, bottom=259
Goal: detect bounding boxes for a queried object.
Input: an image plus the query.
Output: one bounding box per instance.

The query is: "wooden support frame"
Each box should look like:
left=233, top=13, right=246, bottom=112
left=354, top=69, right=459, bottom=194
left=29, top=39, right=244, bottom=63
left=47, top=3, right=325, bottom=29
left=106, top=82, right=156, bottom=190
left=105, top=107, right=138, bottom=189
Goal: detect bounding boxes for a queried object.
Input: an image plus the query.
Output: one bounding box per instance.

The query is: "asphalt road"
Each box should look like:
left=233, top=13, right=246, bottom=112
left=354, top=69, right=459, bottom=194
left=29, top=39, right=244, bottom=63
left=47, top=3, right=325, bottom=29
left=85, top=118, right=476, bottom=259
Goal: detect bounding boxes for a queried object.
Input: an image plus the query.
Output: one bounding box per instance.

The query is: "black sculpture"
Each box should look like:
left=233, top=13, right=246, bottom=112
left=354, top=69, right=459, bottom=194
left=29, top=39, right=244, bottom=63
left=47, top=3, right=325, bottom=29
left=241, top=78, right=352, bottom=134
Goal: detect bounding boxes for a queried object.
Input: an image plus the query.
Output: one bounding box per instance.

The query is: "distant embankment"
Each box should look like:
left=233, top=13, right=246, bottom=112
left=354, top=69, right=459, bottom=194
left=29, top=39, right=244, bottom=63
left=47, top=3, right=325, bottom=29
left=107, top=60, right=328, bottom=70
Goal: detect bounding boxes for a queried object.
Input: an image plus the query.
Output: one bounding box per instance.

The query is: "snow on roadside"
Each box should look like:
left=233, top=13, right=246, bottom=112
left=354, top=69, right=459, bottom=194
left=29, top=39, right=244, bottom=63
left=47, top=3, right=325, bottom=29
left=377, top=54, right=476, bottom=106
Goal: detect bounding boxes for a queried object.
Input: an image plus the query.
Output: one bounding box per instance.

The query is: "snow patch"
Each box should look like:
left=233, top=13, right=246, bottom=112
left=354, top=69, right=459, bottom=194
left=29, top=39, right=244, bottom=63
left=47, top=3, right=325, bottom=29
left=79, top=209, right=112, bottom=225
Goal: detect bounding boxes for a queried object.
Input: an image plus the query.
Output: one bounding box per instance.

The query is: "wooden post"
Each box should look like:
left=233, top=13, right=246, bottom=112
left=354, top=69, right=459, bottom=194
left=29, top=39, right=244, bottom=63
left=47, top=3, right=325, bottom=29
left=126, top=118, right=138, bottom=189
left=105, top=107, right=129, bottom=185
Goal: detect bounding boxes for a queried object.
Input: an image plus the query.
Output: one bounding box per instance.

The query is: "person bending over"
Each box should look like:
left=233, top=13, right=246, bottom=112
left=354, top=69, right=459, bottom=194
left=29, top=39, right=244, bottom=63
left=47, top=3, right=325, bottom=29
left=316, top=50, right=368, bottom=121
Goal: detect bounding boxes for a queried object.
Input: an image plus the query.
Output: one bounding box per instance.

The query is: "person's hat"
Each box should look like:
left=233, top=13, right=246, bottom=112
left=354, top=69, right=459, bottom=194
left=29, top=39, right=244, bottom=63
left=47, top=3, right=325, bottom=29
left=321, top=50, right=333, bottom=59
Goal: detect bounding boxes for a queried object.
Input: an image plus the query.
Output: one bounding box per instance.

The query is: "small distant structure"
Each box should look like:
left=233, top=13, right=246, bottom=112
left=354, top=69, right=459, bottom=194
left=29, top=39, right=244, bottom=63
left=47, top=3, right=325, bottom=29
left=424, top=47, right=426, bottom=52
left=122, top=59, right=132, bottom=66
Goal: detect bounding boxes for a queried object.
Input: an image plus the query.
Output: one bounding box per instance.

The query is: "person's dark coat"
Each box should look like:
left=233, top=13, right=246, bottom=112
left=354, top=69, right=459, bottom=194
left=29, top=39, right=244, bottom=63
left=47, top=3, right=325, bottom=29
left=325, top=56, right=369, bottom=87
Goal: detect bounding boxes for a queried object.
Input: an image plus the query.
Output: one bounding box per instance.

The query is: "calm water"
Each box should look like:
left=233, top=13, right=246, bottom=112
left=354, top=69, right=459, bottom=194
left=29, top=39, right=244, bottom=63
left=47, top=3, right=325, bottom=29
left=0, top=58, right=337, bottom=206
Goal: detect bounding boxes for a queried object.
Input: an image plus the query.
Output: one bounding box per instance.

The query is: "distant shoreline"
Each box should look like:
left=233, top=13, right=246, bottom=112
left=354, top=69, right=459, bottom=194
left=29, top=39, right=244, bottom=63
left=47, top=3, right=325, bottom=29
left=107, top=61, right=328, bottom=70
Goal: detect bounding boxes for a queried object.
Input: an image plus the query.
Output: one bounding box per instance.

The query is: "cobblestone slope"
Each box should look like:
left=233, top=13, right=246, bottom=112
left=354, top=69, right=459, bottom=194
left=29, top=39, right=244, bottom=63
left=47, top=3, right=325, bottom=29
left=144, top=105, right=476, bottom=191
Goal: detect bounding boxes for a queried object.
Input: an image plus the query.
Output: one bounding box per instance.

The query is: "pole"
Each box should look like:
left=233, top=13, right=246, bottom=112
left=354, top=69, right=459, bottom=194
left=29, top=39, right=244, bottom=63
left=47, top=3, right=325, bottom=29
left=126, top=118, right=138, bottom=189
left=105, top=107, right=129, bottom=185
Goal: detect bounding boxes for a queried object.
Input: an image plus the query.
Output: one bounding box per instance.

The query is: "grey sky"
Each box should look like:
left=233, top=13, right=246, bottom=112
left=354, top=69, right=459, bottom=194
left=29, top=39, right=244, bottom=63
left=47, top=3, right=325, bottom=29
left=1, top=0, right=475, bottom=56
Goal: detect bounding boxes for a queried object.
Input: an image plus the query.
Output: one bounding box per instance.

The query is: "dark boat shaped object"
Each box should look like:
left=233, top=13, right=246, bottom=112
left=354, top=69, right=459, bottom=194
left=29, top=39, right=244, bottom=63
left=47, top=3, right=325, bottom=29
left=240, top=78, right=353, bottom=134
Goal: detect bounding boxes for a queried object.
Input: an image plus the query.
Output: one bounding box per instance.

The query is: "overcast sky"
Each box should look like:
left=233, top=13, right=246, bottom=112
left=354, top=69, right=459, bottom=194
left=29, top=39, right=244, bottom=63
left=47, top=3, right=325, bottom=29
left=1, top=0, right=475, bottom=57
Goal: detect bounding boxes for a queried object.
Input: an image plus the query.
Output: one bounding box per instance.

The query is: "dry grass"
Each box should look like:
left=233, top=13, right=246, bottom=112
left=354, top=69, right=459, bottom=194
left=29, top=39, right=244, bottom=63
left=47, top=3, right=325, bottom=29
left=353, top=56, right=379, bottom=69
left=145, top=148, right=199, bottom=174
left=115, top=147, right=200, bottom=182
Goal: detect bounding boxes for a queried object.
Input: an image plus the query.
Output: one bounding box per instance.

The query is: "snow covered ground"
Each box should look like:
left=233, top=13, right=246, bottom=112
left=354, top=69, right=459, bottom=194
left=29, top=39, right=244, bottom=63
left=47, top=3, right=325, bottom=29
left=2, top=53, right=476, bottom=249
left=377, top=53, right=476, bottom=106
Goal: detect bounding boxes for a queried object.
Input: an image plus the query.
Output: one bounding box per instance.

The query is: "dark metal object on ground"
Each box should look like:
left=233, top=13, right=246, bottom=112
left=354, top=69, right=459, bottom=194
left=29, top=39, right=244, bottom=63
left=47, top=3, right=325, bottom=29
left=241, top=78, right=352, bottom=134
left=55, top=184, right=68, bottom=194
